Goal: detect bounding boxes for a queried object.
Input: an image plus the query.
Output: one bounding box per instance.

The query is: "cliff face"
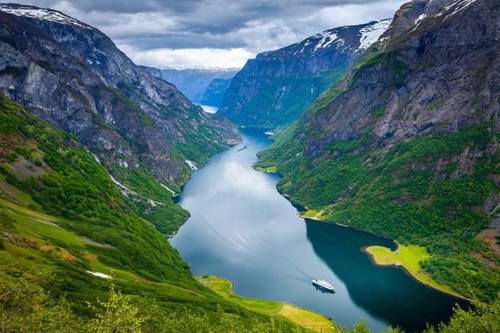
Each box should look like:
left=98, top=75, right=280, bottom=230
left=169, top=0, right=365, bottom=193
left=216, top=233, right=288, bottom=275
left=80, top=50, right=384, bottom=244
left=144, top=67, right=238, bottom=104
left=0, top=4, right=240, bottom=187
left=218, top=19, right=391, bottom=129
left=300, top=0, right=499, bottom=158
left=200, top=77, right=233, bottom=107
left=258, top=0, right=499, bottom=301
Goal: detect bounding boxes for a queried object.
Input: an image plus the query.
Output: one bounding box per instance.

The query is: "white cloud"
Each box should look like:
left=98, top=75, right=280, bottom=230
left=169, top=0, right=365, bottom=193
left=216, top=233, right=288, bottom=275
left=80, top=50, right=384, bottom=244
left=303, top=0, right=406, bottom=28
left=4, top=0, right=406, bottom=69
left=121, top=46, right=254, bottom=69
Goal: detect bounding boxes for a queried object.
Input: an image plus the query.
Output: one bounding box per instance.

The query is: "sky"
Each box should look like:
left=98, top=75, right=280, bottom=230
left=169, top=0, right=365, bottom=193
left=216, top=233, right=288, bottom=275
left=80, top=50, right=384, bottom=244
left=1, top=0, right=406, bottom=69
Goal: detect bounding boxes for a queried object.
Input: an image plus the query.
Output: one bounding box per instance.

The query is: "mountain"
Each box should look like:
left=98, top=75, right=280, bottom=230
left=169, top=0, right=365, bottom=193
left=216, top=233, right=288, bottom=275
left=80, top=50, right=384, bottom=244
left=0, top=93, right=313, bottom=332
left=144, top=66, right=238, bottom=104
left=0, top=4, right=320, bottom=332
left=257, top=0, right=499, bottom=301
left=199, top=77, right=233, bottom=107
left=218, top=19, right=392, bottom=129
left=0, top=4, right=240, bottom=185
left=0, top=3, right=241, bottom=233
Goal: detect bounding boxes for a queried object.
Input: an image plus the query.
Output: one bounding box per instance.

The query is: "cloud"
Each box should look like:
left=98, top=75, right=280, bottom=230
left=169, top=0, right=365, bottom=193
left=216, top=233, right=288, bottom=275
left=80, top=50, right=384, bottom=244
left=121, top=46, right=253, bottom=69
left=0, top=0, right=406, bottom=68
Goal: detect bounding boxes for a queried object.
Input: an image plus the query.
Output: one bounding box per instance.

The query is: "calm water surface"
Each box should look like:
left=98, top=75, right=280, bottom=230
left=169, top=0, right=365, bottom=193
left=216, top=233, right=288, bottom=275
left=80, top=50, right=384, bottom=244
left=171, top=129, right=467, bottom=332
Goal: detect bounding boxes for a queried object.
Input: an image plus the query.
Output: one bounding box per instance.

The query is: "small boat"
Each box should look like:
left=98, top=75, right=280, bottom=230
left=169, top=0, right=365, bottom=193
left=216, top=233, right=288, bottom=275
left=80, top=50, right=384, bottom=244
left=312, top=279, right=335, bottom=293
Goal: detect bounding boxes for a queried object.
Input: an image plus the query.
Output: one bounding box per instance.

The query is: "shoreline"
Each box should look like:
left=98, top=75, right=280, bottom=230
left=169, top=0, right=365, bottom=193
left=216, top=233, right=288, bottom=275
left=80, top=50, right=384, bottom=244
left=363, top=244, right=470, bottom=302
left=252, top=167, right=468, bottom=302
left=198, top=275, right=336, bottom=333
left=288, top=201, right=469, bottom=302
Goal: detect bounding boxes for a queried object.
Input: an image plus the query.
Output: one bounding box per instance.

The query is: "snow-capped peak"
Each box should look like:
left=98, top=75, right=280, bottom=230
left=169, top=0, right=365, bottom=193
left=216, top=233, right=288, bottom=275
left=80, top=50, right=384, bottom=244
left=313, top=31, right=341, bottom=51
left=413, top=0, right=477, bottom=30
left=0, top=4, right=90, bottom=29
left=358, top=19, right=392, bottom=51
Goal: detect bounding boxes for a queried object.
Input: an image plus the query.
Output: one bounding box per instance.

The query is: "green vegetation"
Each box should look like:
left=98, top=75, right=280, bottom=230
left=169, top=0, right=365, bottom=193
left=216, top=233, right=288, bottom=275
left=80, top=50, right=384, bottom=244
left=0, top=91, right=497, bottom=333
left=171, top=106, right=235, bottom=168
left=228, top=68, right=345, bottom=129
left=124, top=167, right=189, bottom=235
left=199, top=275, right=336, bottom=332
left=255, top=165, right=278, bottom=173
left=365, top=245, right=463, bottom=298
left=259, top=123, right=499, bottom=302
left=423, top=299, right=500, bottom=333
left=300, top=209, right=326, bottom=220
left=0, top=94, right=314, bottom=332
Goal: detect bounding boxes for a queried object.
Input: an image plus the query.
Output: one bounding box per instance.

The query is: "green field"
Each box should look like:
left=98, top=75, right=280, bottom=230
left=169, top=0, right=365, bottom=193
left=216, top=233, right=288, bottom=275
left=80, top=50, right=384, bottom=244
left=199, top=275, right=336, bottom=333
left=365, top=245, right=466, bottom=299
left=0, top=94, right=313, bottom=332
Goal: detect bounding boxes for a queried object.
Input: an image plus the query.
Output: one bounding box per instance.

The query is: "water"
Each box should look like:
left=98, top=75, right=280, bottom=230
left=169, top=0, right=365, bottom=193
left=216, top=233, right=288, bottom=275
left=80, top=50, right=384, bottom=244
left=171, top=129, right=468, bottom=332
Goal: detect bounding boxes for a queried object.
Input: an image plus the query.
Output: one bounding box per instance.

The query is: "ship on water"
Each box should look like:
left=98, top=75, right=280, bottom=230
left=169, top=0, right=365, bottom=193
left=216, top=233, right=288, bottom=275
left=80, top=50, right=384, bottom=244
left=312, top=279, right=335, bottom=293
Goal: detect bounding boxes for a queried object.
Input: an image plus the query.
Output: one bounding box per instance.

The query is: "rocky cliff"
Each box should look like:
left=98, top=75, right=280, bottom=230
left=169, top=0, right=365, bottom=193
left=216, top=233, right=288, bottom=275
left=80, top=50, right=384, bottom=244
left=0, top=4, right=240, bottom=190
left=200, top=77, right=233, bottom=107
left=218, top=19, right=391, bottom=129
left=144, top=66, right=238, bottom=104
left=258, top=0, right=499, bottom=301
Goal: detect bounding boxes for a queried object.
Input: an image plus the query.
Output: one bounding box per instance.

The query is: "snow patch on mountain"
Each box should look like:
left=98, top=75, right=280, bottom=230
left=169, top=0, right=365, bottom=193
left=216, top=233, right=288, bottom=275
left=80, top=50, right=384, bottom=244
left=358, top=19, right=392, bottom=51
left=445, top=0, right=477, bottom=17
left=0, top=4, right=90, bottom=29
left=313, top=32, right=340, bottom=51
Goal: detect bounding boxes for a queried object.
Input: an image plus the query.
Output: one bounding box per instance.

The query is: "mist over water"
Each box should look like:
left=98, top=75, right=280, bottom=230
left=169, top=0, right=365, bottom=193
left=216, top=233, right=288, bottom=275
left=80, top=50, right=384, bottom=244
left=171, top=129, right=467, bottom=332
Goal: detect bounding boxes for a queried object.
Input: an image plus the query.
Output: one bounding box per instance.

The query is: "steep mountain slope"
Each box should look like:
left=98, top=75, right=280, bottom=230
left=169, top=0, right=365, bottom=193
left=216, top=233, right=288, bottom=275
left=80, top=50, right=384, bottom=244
left=0, top=4, right=240, bottom=190
left=200, top=77, right=233, bottom=107
left=144, top=66, right=238, bottom=104
left=258, top=0, right=499, bottom=301
left=0, top=93, right=316, bottom=332
left=0, top=3, right=241, bottom=234
left=218, top=19, right=391, bottom=129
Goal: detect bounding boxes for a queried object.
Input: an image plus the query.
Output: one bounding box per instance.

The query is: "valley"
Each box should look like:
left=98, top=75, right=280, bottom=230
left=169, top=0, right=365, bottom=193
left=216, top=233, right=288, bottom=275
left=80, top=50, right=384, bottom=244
left=0, top=0, right=498, bottom=332
left=171, top=129, right=469, bottom=332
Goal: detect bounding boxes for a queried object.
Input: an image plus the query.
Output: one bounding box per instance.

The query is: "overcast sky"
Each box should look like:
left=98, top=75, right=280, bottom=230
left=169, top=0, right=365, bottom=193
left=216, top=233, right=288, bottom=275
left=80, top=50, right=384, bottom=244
left=2, top=0, right=406, bottom=68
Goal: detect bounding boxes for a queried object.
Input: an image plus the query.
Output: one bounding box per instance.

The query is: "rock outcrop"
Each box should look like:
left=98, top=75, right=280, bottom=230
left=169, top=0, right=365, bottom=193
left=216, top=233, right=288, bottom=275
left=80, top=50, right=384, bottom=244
left=219, top=19, right=391, bottom=129
left=258, top=0, right=499, bottom=301
left=0, top=4, right=240, bottom=186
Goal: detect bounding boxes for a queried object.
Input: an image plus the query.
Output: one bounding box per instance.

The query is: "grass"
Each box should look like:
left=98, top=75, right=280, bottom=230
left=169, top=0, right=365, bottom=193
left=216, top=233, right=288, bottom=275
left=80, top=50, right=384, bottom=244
left=365, top=244, right=466, bottom=299
left=0, top=93, right=316, bottom=332
left=199, top=275, right=337, bottom=333
left=255, top=165, right=278, bottom=173
left=300, top=209, right=325, bottom=220
left=259, top=122, right=499, bottom=302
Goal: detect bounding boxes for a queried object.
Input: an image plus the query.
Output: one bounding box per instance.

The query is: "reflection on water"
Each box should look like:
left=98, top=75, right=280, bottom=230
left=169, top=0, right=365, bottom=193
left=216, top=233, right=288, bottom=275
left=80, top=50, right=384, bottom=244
left=171, top=129, right=467, bottom=332
left=305, top=221, right=469, bottom=331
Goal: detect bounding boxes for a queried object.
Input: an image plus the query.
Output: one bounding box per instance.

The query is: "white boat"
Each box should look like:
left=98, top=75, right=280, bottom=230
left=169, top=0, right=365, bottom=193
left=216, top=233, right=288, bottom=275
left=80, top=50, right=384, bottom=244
left=312, top=279, right=335, bottom=293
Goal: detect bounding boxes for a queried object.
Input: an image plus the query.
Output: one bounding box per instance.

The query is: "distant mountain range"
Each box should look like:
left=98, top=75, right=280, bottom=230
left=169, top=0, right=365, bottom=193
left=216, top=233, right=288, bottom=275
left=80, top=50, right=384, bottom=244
left=143, top=66, right=238, bottom=106
left=0, top=0, right=498, bottom=332
left=218, top=19, right=391, bottom=129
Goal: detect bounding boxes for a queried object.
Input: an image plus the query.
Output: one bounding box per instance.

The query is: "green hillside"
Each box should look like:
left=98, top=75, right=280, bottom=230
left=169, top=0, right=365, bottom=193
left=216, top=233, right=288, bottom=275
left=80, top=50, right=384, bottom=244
left=256, top=0, right=500, bottom=304
left=0, top=94, right=317, bottom=332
